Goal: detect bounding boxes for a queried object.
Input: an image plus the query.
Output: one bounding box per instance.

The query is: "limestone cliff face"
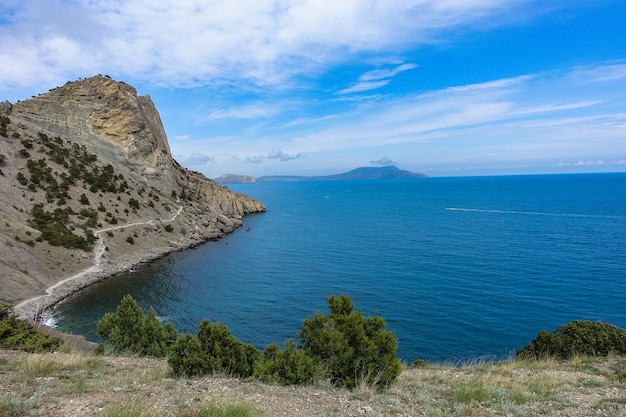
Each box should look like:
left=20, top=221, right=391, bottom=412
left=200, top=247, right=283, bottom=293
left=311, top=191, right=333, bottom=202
left=0, top=75, right=265, bottom=306
left=10, top=75, right=264, bottom=217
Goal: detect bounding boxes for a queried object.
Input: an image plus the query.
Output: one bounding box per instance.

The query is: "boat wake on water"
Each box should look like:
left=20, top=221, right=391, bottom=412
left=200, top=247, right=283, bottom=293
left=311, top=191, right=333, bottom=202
left=444, top=207, right=621, bottom=219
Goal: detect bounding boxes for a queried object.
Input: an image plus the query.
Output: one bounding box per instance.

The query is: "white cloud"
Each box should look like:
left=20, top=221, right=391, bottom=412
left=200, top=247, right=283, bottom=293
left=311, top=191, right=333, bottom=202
left=168, top=62, right=626, bottom=177
left=359, top=64, right=419, bottom=82
left=207, top=104, right=281, bottom=120
left=245, top=155, right=265, bottom=164
left=338, top=80, right=390, bottom=94
left=339, top=63, right=418, bottom=94
left=179, top=153, right=214, bottom=166
left=371, top=157, right=396, bottom=166
left=267, top=149, right=302, bottom=161
left=0, top=0, right=559, bottom=93
left=280, top=64, right=626, bottom=162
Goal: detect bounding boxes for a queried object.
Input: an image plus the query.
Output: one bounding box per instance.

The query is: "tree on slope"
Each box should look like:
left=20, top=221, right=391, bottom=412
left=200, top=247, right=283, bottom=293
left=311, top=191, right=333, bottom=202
left=96, top=294, right=177, bottom=357
left=298, top=294, right=401, bottom=389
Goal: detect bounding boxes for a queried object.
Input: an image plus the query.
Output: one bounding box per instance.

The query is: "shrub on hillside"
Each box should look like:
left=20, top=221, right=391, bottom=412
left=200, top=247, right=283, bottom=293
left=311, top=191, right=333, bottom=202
left=517, top=320, right=626, bottom=359
left=253, top=340, right=316, bottom=385
left=298, top=294, right=402, bottom=389
left=107, top=294, right=401, bottom=389
left=29, top=204, right=92, bottom=251
left=0, top=304, right=60, bottom=352
left=96, top=295, right=177, bottom=357
left=168, top=319, right=260, bottom=378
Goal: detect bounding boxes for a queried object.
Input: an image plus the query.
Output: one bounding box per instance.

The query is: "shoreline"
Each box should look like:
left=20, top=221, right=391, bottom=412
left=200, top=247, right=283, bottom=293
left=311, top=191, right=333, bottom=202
left=13, top=237, right=211, bottom=321
left=13, top=206, right=227, bottom=321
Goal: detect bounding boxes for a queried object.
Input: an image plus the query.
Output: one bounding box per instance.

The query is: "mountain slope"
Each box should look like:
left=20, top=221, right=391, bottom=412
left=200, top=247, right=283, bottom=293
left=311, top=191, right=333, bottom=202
left=0, top=76, right=265, bottom=310
left=216, top=165, right=426, bottom=184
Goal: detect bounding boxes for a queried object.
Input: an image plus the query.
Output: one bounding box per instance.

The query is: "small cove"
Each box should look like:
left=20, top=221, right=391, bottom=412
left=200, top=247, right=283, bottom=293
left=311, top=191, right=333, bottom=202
left=56, top=173, right=626, bottom=362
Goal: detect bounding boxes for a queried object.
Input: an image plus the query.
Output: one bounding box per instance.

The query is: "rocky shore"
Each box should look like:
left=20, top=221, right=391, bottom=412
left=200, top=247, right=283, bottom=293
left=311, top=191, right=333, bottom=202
left=1, top=75, right=265, bottom=318
left=13, top=209, right=248, bottom=322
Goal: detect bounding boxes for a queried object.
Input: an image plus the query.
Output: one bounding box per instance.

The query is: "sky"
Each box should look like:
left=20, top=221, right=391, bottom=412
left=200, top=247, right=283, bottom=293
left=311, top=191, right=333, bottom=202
left=1, top=1, right=625, bottom=178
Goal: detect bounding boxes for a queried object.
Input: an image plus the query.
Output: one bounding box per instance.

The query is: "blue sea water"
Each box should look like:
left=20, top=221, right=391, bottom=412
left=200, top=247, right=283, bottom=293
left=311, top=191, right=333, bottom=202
left=55, top=173, right=626, bottom=362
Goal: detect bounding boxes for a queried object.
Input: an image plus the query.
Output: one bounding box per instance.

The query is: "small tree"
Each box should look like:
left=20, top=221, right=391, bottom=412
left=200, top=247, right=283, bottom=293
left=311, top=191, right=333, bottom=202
left=518, top=320, right=626, bottom=359
left=254, top=340, right=316, bottom=385
left=128, top=197, right=140, bottom=210
left=96, top=295, right=177, bottom=357
left=0, top=304, right=60, bottom=352
left=298, top=294, right=401, bottom=389
left=168, top=319, right=260, bottom=378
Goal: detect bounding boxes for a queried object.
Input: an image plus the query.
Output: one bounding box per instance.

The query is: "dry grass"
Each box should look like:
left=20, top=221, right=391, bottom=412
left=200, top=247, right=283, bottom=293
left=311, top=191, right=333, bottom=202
left=1, top=350, right=625, bottom=417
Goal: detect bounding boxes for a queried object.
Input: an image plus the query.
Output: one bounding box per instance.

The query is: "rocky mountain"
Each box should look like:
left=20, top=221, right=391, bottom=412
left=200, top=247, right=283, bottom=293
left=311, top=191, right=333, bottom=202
left=0, top=75, right=265, bottom=310
left=215, top=165, right=426, bottom=184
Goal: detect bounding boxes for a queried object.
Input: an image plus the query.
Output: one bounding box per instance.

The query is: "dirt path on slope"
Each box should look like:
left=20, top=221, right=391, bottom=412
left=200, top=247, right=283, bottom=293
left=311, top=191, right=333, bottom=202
left=13, top=207, right=183, bottom=321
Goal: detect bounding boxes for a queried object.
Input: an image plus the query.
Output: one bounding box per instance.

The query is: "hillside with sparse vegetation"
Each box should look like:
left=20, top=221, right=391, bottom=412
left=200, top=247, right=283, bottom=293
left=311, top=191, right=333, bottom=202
left=0, top=76, right=265, bottom=311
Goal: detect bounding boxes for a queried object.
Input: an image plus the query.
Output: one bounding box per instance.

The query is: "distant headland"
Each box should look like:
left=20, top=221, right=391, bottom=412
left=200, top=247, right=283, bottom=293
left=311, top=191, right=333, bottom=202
left=214, top=165, right=427, bottom=184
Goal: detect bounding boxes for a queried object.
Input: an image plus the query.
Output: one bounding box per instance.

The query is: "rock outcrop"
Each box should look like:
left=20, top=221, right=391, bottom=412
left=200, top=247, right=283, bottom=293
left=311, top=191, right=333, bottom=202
left=0, top=75, right=265, bottom=310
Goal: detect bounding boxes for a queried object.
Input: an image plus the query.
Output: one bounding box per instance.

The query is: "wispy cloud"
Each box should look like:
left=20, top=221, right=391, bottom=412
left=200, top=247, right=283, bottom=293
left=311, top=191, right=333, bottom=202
left=371, top=157, right=396, bottom=166
left=267, top=149, right=302, bottom=161
left=339, top=63, right=418, bottom=94
left=245, top=155, right=266, bottom=164
left=207, top=104, right=282, bottom=120
left=0, top=1, right=560, bottom=96
left=359, top=64, right=419, bottom=82
left=338, top=80, right=391, bottom=94
left=179, top=154, right=214, bottom=166
left=284, top=114, right=337, bottom=128
left=283, top=64, right=626, bottom=162
left=169, top=62, right=626, bottom=176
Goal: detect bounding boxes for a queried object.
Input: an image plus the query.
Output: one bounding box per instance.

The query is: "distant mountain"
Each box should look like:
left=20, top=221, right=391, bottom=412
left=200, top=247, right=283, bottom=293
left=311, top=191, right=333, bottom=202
left=214, top=174, right=257, bottom=184
left=215, top=166, right=426, bottom=184
left=315, top=166, right=427, bottom=180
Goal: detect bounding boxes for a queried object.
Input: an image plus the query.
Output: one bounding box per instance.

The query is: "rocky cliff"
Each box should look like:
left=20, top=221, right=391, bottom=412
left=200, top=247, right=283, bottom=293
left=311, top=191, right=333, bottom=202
left=0, top=75, right=265, bottom=311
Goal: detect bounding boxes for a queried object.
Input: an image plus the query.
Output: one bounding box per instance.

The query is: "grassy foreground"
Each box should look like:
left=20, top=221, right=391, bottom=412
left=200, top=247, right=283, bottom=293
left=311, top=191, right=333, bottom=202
left=1, top=349, right=625, bottom=417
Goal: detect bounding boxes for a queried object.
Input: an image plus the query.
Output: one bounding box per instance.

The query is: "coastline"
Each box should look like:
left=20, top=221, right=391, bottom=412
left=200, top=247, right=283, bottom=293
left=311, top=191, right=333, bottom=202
left=13, top=206, right=235, bottom=322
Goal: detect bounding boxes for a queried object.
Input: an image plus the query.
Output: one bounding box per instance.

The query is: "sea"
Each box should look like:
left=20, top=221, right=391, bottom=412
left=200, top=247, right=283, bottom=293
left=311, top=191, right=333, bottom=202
left=55, top=173, right=626, bottom=363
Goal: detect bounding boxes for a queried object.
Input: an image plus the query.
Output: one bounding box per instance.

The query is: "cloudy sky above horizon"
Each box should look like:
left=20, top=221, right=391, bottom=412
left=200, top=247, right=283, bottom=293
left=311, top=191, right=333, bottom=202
left=1, top=1, right=625, bottom=177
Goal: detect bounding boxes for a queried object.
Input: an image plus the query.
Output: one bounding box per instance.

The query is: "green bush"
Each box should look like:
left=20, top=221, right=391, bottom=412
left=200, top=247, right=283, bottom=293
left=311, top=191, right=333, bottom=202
left=96, top=295, right=177, bottom=357
left=29, top=204, right=93, bottom=251
left=167, top=334, right=206, bottom=376
left=253, top=340, right=316, bottom=385
left=0, top=304, right=60, bottom=352
left=298, top=294, right=401, bottom=389
left=16, top=172, right=28, bottom=186
left=128, top=197, right=140, bottom=210
left=169, top=319, right=260, bottom=378
left=517, top=320, right=626, bottom=359
left=103, top=295, right=401, bottom=389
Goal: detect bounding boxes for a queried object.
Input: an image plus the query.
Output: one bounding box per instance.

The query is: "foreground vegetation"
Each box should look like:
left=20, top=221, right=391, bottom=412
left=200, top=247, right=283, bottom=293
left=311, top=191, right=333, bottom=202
left=2, top=299, right=626, bottom=415
left=96, top=294, right=402, bottom=390
left=1, top=348, right=625, bottom=416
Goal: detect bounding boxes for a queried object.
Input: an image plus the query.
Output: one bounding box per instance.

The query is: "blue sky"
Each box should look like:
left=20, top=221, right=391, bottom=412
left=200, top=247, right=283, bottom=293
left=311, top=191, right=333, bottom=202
left=1, top=1, right=625, bottom=177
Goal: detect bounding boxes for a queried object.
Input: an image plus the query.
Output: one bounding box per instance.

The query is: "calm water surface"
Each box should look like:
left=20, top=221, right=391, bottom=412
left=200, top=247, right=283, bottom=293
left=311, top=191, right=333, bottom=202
left=56, top=173, right=626, bottom=362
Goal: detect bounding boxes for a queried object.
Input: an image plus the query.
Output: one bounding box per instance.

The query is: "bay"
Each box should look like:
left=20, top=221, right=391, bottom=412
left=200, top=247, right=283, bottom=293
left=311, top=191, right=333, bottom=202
left=56, top=173, right=626, bottom=362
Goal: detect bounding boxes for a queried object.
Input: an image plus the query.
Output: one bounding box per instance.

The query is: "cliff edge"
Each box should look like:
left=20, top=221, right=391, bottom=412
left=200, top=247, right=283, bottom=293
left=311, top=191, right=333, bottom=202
left=0, top=75, right=265, bottom=313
